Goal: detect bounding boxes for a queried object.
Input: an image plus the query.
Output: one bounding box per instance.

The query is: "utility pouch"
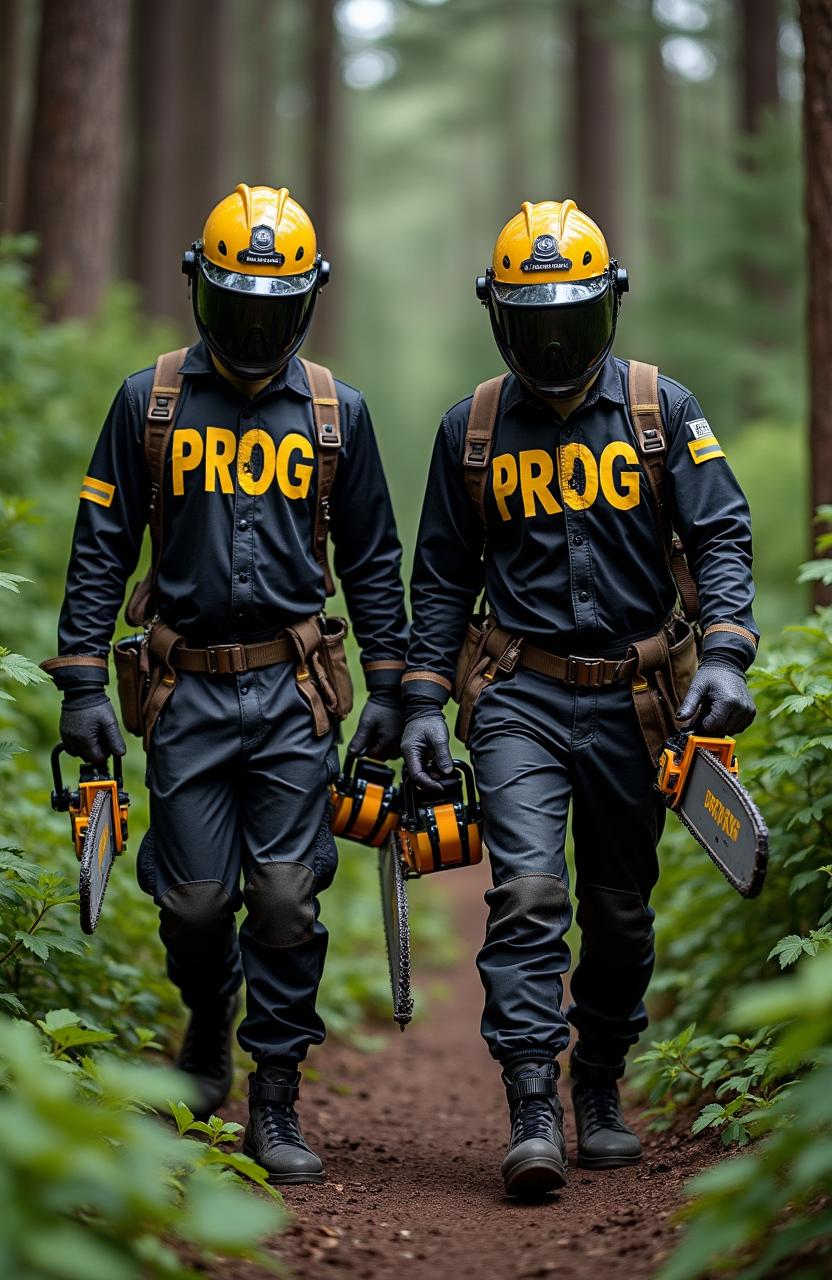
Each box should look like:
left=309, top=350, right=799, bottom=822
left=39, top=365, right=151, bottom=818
left=665, top=613, right=699, bottom=707
left=143, top=622, right=183, bottom=748
left=286, top=617, right=332, bottom=737
left=317, top=615, right=354, bottom=722
left=629, top=627, right=679, bottom=766
left=125, top=576, right=152, bottom=629
left=112, top=635, right=147, bottom=738
left=453, top=615, right=520, bottom=746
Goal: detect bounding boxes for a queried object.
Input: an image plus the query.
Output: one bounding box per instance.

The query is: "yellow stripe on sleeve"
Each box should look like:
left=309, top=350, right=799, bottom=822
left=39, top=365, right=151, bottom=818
left=80, top=485, right=114, bottom=508
left=688, top=437, right=725, bottom=465
left=82, top=474, right=116, bottom=498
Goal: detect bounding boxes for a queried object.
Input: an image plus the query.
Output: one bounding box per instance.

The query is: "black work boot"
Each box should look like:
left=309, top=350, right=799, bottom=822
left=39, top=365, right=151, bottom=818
left=243, top=1066, right=324, bottom=1185
left=175, top=992, right=241, bottom=1120
left=571, top=1045, right=642, bottom=1170
left=500, top=1059, right=568, bottom=1196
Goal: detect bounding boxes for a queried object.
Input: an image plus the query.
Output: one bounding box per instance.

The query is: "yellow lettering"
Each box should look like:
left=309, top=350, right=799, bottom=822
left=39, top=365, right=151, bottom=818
left=600, top=441, right=641, bottom=511
left=237, top=429, right=276, bottom=496
left=559, top=443, right=598, bottom=511
left=492, top=453, right=519, bottom=522
left=519, top=449, right=561, bottom=518
left=172, top=429, right=204, bottom=496
left=204, top=427, right=237, bottom=493
left=276, top=432, right=314, bottom=499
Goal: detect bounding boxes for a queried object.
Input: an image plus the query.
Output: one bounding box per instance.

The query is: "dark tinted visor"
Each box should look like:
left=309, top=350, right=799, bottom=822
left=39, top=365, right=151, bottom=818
left=489, top=276, right=614, bottom=388
left=195, top=260, right=318, bottom=374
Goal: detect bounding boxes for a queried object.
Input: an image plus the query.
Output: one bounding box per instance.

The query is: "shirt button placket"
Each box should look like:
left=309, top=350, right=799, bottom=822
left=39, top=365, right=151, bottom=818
left=232, top=405, right=256, bottom=634
left=561, top=425, right=597, bottom=635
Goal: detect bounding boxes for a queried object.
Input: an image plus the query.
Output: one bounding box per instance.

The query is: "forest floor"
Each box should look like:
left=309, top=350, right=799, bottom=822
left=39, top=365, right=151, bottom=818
left=224, top=861, right=722, bottom=1280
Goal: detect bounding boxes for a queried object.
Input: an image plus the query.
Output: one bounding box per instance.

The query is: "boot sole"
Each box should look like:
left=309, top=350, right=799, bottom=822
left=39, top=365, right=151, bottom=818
left=577, top=1151, right=643, bottom=1170
left=503, top=1156, right=568, bottom=1197
left=243, top=1143, right=325, bottom=1185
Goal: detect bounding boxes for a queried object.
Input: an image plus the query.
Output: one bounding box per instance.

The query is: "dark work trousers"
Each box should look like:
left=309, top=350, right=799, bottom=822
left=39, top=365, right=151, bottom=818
left=468, top=665, right=665, bottom=1071
left=137, top=659, right=338, bottom=1065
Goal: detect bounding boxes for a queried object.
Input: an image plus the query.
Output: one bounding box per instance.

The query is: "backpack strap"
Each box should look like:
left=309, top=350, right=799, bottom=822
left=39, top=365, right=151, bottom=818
left=463, top=374, right=506, bottom=522
left=145, top=348, right=189, bottom=566
left=300, top=357, right=341, bottom=597
left=627, top=360, right=700, bottom=623
left=124, top=347, right=188, bottom=626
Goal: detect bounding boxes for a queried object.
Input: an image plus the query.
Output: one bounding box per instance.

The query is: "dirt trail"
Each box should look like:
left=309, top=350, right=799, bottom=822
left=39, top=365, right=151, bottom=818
left=230, top=861, right=719, bottom=1280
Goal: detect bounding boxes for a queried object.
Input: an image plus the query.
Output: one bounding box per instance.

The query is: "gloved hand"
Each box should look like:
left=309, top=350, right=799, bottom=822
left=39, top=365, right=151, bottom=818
left=677, top=658, right=756, bottom=737
left=401, top=709, right=454, bottom=794
left=347, top=690, right=404, bottom=761
left=60, top=686, right=126, bottom=764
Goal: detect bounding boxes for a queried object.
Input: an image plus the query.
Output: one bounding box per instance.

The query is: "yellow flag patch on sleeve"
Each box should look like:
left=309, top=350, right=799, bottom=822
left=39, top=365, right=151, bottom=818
left=686, top=418, right=725, bottom=465
left=79, top=475, right=116, bottom=507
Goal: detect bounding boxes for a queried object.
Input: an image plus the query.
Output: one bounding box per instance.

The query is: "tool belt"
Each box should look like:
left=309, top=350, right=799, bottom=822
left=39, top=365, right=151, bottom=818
left=113, top=614, right=353, bottom=749
left=453, top=612, right=698, bottom=764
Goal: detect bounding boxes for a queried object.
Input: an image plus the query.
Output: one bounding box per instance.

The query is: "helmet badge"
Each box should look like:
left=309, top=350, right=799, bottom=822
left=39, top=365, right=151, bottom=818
left=237, top=224, right=286, bottom=267
left=520, top=233, right=573, bottom=274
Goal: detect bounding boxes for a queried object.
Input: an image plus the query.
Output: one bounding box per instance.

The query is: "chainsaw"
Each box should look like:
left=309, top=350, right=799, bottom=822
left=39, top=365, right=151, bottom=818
left=50, top=745, right=130, bottom=934
left=380, top=760, right=483, bottom=1030
left=656, top=732, right=768, bottom=898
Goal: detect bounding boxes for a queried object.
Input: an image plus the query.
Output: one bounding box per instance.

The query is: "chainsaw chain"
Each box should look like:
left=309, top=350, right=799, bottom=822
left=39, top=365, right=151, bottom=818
left=78, top=789, right=114, bottom=934
left=379, top=834, right=414, bottom=1029
left=672, top=749, right=768, bottom=899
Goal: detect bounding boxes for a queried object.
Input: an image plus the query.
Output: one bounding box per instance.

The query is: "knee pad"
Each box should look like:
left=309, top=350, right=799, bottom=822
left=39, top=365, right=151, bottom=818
left=158, top=880, right=235, bottom=963
left=576, top=885, right=654, bottom=966
left=485, top=873, right=571, bottom=934
left=243, top=862, right=316, bottom=949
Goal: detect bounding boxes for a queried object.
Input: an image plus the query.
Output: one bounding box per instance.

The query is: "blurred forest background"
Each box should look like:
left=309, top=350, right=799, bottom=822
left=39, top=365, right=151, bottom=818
left=2, top=1, right=832, bottom=1277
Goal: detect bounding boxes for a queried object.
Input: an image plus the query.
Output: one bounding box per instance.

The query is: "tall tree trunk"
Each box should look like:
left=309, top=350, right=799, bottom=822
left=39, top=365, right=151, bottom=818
left=248, top=0, right=279, bottom=184
left=502, top=0, right=525, bottom=216
left=801, top=0, right=832, bottom=605
left=308, top=0, right=338, bottom=360
left=132, top=0, right=187, bottom=322
left=572, top=0, right=619, bottom=251
left=740, top=0, right=780, bottom=134
left=0, top=0, right=23, bottom=232
left=179, top=0, right=230, bottom=266
left=23, top=0, right=131, bottom=318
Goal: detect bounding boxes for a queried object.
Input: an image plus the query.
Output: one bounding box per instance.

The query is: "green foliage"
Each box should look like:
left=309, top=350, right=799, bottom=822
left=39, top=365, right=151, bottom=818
left=658, top=954, right=832, bottom=1280
left=651, top=591, right=832, bottom=1275
left=0, top=1015, right=285, bottom=1280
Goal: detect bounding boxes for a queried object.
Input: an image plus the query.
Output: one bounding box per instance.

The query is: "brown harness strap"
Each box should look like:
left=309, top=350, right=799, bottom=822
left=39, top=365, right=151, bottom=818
left=463, top=374, right=507, bottom=521
left=301, top=357, right=341, bottom=597
left=145, top=348, right=189, bottom=583
left=628, top=360, right=700, bottom=623
left=124, top=348, right=189, bottom=626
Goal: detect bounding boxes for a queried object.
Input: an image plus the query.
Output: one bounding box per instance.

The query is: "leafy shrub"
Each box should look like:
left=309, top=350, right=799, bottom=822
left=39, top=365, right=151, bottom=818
left=647, top=585, right=832, bottom=1276
left=0, top=1015, right=285, bottom=1280
left=658, top=953, right=832, bottom=1280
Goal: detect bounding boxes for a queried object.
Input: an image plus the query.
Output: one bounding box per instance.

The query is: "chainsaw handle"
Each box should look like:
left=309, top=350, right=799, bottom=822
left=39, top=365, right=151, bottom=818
left=51, top=743, right=124, bottom=807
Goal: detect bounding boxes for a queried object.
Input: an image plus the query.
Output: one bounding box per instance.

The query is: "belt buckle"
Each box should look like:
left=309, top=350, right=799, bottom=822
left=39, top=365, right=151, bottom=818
left=206, top=644, right=245, bottom=675
left=569, top=656, right=604, bottom=688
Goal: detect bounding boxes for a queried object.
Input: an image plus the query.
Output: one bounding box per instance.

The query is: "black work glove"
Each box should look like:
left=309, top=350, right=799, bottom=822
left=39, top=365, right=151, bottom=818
left=347, top=689, right=404, bottom=761
left=60, top=685, right=126, bottom=764
left=677, top=657, right=756, bottom=737
left=401, top=708, right=454, bottom=795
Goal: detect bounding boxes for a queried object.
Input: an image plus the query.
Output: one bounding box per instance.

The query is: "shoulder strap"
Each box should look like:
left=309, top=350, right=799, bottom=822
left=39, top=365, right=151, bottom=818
left=627, top=359, right=699, bottom=623
left=463, top=374, right=506, bottom=523
left=300, top=357, right=341, bottom=597
left=145, top=347, right=188, bottom=586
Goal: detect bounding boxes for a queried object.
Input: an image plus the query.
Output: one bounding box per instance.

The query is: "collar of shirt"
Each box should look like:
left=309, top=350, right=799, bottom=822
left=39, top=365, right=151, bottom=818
left=178, top=341, right=313, bottom=401
left=501, top=354, right=627, bottom=416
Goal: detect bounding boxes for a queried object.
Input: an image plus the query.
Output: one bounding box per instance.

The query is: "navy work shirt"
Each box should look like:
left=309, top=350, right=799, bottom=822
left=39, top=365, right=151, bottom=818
left=405, top=355, right=758, bottom=703
left=52, top=342, right=408, bottom=691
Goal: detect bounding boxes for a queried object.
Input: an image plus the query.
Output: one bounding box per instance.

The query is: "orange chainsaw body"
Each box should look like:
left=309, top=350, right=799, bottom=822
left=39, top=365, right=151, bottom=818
left=656, top=734, right=738, bottom=809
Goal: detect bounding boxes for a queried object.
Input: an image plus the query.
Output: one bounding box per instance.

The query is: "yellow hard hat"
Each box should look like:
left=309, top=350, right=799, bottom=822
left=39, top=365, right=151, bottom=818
left=476, top=199, right=628, bottom=397
left=183, top=184, right=330, bottom=378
